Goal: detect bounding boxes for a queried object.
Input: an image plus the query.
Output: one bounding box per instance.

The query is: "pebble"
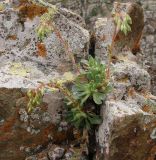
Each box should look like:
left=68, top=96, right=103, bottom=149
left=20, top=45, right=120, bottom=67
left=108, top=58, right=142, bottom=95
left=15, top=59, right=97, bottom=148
left=48, top=147, right=65, bottom=160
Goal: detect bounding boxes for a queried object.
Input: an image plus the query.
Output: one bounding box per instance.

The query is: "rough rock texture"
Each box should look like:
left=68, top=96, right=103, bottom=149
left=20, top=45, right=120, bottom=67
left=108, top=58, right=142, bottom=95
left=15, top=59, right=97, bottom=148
left=25, top=144, right=75, bottom=160
left=113, top=61, right=151, bottom=91
left=0, top=1, right=156, bottom=160
left=47, top=0, right=112, bottom=25
left=93, top=0, right=155, bottom=96
left=0, top=87, right=74, bottom=160
left=141, top=0, right=156, bottom=95
left=97, top=100, right=156, bottom=160
left=47, top=0, right=156, bottom=95
left=0, top=0, right=89, bottom=88
left=0, top=1, right=89, bottom=159
left=94, top=2, right=144, bottom=62
left=0, top=3, right=89, bottom=74
left=95, top=2, right=156, bottom=160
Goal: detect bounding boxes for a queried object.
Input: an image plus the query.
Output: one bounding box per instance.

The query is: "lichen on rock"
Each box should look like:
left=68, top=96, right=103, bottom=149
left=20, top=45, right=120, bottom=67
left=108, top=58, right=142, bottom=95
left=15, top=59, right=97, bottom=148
left=95, top=2, right=156, bottom=160
left=0, top=1, right=89, bottom=159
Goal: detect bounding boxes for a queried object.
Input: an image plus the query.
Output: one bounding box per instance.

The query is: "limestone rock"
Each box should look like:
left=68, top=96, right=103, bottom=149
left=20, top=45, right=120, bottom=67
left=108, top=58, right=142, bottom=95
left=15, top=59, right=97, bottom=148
left=25, top=156, right=37, bottom=160
left=25, top=144, right=75, bottom=160
left=97, top=100, right=156, bottom=160
left=94, top=2, right=144, bottom=61
left=0, top=1, right=89, bottom=76
left=0, top=2, right=89, bottom=159
left=95, top=2, right=156, bottom=160
left=47, top=0, right=111, bottom=25
left=48, top=146, right=65, bottom=160
left=113, top=61, right=151, bottom=91
left=141, top=9, right=156, bottom=95
left=0, top=88, right=68, bottom=159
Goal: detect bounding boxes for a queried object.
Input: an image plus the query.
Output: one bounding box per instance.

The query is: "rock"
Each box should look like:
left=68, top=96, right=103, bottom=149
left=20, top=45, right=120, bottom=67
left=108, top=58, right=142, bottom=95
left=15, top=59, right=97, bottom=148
left=0, top=1, right=155, bottom=160
left=113, top=61, right=151, bottom=91
left=39, top=158, right=49, bottom=160
left=25, top=156, right=37, bottom=160
left=0, top=1, right=89, bottom=77
left=0, top=1, right=88, bottom=159
left=47, top=0, right=111, bottom=25
left=141, top=9, right=156, bottom=95
left=0, top=88, right=64, bottom=159
left=95, top=2, right=156, bottom=160
left=107, top=81, right=130, bottom=101
left=94, top=2, right=144, bottom=61
left=64, top=150, right=74, bottom=159
left=0, top=84, right=73, bottom=159
left=19, top=108, right=29, bottom=122
left=58, top=7, right=86, bottom=27
left=96, top=100, right=156, bottom=160
left=48, top=146, right=65, bottom=160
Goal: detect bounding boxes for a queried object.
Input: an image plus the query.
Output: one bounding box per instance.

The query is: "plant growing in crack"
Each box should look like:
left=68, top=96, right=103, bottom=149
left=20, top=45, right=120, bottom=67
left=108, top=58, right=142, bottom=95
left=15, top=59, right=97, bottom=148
left=27, top=56, right=112, bottom=131
left=27, top=0, right=132, bottom=157
left=106, top=9, right=132, bottom=79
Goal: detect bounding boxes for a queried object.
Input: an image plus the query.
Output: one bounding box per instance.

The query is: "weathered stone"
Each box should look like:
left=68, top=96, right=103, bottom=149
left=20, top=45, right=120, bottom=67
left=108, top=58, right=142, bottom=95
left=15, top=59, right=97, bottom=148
left=0, top=88, right=67, bottom=159
left=95, top=2, right=156, bottom=160
left=64, top=149, right=74, bottom=159
left=4, top=1, right=156, bottom=97
left=107, top=81, right=130, bottom=101
left=0, top=2, right=89, bottom=74
left=25, top=155, right=37, bottom=160
left=97, top=100, right=156, bottom=160
left=0, top=1, right=156, bottom=160
left=48, top=146, right=65, bottom=160
left=0, top=1, right=88, bottom=159
left=141, top=8, right=156, bottom=95
left=113, top=61, right=151, bottom=91
left=94, top=2, right=144, bottom=61
left=48, top=0, right=112, bottom=25
left=25, top=144, right=77, bottom=160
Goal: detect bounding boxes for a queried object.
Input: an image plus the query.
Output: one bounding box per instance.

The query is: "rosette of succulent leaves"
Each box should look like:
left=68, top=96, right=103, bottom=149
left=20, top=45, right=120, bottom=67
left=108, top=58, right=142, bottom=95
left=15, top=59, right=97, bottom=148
left=27, top=0, right=132, bottom=132
left=28, top=56, right=112, bottom=131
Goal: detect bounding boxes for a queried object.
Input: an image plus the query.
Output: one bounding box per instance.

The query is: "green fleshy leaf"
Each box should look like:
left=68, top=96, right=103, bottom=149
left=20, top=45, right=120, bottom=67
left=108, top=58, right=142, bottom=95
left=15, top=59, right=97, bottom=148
left=93, top=92, right=105, bottom=105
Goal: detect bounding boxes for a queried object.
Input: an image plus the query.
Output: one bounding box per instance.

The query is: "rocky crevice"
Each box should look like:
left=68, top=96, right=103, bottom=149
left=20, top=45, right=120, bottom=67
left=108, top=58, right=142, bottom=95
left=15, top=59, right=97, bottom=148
left=0, top=1, right=156, bottom=160
left=94, top=2, right=156, bottom=160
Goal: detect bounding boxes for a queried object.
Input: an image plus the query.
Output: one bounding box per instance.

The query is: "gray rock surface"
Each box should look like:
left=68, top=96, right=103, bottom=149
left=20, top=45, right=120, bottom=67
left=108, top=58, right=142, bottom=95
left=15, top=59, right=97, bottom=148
left=95, top=2, right=156, bottom=160
left=38, top=0, right=156, bottom=95
left=94, top=2, right=144, bottom=61
left=0, top=2, right=89, bottom=159
left=0, top=4, right=89, bottom=88
left=48, top=147, right=65, bottom=160
left=113, top=61, right=151, bottom=91
left=0, top=1, right=156, bottom=160
left=97, top=100, right=156, bottom=160
left=141, top=8, right=156, bottom=95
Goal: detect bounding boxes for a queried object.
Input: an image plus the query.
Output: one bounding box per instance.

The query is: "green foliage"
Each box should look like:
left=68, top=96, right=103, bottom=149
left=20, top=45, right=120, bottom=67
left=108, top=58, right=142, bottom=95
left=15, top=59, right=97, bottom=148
left=36, top=8, right=57, bottom=41
left=27, top=89, right=44, bottom=112
left=72, top=57, right=111, bottom=106
left=66, top=108, right=102, bottom=130
left=29, top=0, right=112, bottom=133
left=113, top=13, right=132, bottom=35
left=64, top=57, right=111, bottom=130
left=0, top=3, right=5, bottom=11
left=27, top=57, right=112, bottom=131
